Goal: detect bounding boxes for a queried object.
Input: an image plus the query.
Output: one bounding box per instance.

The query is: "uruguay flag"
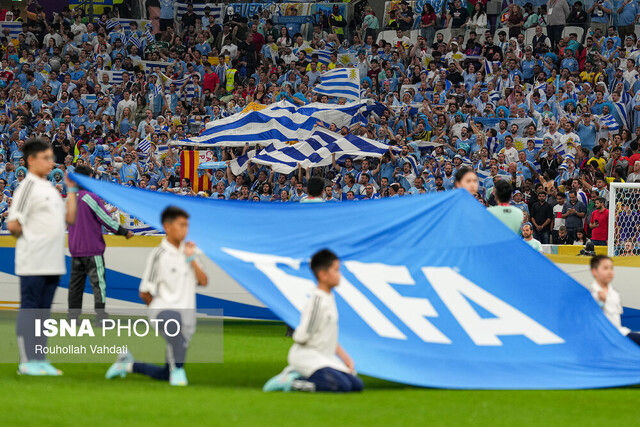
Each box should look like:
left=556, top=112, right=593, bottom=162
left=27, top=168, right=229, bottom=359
left=601, top=114, right=620, bottom=131
left=313, top=68, right=360, bottom=101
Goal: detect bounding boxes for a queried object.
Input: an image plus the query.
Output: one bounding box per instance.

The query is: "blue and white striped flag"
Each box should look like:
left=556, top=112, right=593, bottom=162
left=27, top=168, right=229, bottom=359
left=613, top=101, right=629, bottom=129
left=81, top=94, right=98, bottom=107
left=128, top=34, right=142, bottom=50
left=476, top=168, right=491, bottom=193
left=0, top=21, right=22, bottom=39
left=601, top=114, right=620, bottom=131
left=229, top=149, right=257, bottom=175
left=156, top=144, right=170, bottom=157
left=142, top=60, right=172, bottom=73
left=489, top=90, right=501, bottom=104
left=622, top=91, right=631, bottom=104
left=248, top=128, right=399, bottom=174
left=306, top=49, right=332, bottom=65
left=98, top=69, right=125, bottom=84
left=106, top=18, right=118, bottom=30
left=138, top=136, right=152, bottom=156
left=158, top=72, right=188, bottom=88
left=401, top=155, right=420, bottom=175
left=145, top=25, right=154, bottom=45
left=177, top=100, right=378, bottom=148
left=483, top=59, right=501, bottom=75
left=314, top=68, right=360, bottom=101
left=487, top=136, right=500, bottom=155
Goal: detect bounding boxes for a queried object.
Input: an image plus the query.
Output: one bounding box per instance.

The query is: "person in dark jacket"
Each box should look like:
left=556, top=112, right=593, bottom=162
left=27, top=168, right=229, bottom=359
left=529, top=190, right=553, bottom=244
left=67, top=165, right=132, bottom=321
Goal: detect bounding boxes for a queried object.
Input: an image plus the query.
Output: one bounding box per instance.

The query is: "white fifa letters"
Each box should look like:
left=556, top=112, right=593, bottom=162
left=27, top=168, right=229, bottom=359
left=224, top=249, right=564, bottom=346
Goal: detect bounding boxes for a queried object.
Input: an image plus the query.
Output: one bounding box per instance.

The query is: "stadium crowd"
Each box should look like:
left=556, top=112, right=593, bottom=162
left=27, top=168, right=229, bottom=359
left=0, top=1, right=640, bottom=247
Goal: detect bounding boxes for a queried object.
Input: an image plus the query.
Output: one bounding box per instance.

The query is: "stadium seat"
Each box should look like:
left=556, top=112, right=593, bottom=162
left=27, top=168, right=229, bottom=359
left=377, top=29, right=420, bottom=47
left=376, top=30, right=397, bottom=45
left=486, top=0, right=502, bottom=16
left=463, top=29, right=486, bottom=46
left=524, top=26, right=550, bottom=47
left=408, top=29, right=420, bottom=45
left=562, top=26, right=584, bottom=43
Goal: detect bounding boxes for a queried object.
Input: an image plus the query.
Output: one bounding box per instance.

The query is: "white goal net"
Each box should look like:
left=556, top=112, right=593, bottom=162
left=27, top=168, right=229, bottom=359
left=608, top=183, right=640, bottom=257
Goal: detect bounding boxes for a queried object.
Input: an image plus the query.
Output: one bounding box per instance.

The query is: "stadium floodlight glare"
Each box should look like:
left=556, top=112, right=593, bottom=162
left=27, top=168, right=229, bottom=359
left=608, top=183, right=640, bottom=257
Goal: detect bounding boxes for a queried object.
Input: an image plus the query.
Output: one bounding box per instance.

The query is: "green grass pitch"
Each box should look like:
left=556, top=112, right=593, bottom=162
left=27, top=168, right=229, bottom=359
left=0, top=320, right=638, bottom=426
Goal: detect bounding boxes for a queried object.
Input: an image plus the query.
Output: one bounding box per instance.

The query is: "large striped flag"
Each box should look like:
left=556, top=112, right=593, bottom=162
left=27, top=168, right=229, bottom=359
left=247, top=128, right=399, bottom=174
left=180, top=150, right=210, bottom=192
left=313, top=68, right=360, bottom=101
left=177, top=100, right=378, bottom=147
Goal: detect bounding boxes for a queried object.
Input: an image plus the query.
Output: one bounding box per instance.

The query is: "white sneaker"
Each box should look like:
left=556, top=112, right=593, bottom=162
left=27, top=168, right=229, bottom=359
left=291, top=379, right=316, bottom=392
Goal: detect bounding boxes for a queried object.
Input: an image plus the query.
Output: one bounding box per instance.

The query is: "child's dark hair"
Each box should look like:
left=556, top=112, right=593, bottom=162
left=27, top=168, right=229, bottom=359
left=23, top=137, right=51, bottom=168
left=74, top=164, right=93, bottom=176
left=161, top=206, right=189, bottom=224
left=494, top=180, right=512, bottom=204
left=310, top=249, right=338, bottom=278
left=307, top=177, right=324, bottom=197
left=590, top=255, right=611, bottom=270
left=454, top=166, right=475, bottom=183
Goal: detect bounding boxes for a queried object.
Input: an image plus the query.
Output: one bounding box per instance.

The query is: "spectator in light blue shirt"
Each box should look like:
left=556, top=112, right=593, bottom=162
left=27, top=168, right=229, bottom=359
left=560, top=49, right=579, bottom=74
left=118, top=152, right=141, bottom=183
left=615, top=0, right=639, bottom=32
left=576, top=113, right=599, bottom=150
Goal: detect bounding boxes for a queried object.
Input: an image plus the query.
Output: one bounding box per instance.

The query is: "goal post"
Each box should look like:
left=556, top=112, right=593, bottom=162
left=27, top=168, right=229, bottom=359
left=608, top=183, right=640, bottom=257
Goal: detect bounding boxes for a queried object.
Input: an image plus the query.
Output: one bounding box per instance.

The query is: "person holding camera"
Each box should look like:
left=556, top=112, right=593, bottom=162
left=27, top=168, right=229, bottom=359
left=587, top=0, right=613, bottom=35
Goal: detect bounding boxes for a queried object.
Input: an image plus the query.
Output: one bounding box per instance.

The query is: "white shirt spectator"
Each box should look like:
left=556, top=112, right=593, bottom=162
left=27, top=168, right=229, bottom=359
left=7, top=173, right=66, bottom=276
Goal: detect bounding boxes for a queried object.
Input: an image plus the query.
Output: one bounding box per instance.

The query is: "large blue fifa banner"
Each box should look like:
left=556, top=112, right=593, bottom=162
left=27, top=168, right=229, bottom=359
left=71, top=174, right=640, bottom=389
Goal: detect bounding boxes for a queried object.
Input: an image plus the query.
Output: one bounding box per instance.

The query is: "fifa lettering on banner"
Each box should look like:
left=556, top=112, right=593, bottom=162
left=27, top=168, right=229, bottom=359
left=223, top=248, right=564, bottom=346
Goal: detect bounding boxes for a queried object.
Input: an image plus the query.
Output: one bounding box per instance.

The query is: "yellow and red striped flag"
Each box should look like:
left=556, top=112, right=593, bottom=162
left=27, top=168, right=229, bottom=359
left=180, top=150, right=210, bottom=193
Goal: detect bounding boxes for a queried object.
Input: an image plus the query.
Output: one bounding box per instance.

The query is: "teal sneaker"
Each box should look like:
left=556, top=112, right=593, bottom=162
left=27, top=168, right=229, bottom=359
left=169, top=367, right=188, bottom=386
left=39, top=361, right=63, bottom=376
left=263, top=367, right=302, bottom=392
left=17, top=361, right=47, bottom=376
left=105, top=352, right=134, bottom=379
